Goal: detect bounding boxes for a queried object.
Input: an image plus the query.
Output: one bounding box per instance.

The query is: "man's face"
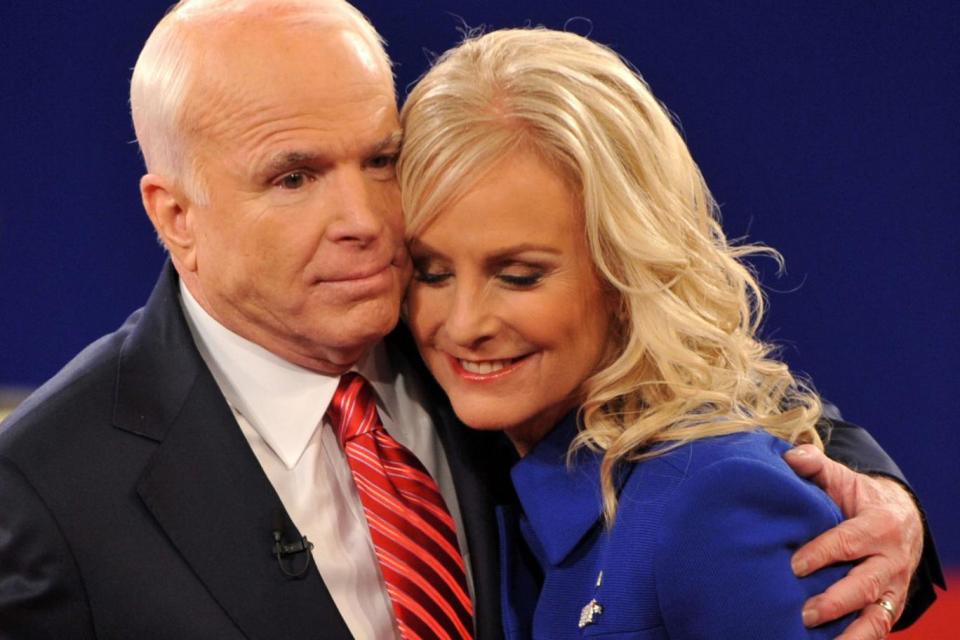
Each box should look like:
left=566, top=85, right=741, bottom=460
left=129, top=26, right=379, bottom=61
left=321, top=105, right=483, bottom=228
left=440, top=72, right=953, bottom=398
left=180, top=21, right=409, bottom=372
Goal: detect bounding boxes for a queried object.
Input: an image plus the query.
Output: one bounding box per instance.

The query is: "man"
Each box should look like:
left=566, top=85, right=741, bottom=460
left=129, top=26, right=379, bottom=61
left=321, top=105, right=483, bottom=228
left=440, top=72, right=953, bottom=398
left=0, top=1, right=942, bottom=638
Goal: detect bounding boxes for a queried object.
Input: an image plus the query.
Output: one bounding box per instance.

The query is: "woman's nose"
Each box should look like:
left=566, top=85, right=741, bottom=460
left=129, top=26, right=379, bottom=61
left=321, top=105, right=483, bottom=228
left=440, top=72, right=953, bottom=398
left=442, top=284, right=500, bottom=348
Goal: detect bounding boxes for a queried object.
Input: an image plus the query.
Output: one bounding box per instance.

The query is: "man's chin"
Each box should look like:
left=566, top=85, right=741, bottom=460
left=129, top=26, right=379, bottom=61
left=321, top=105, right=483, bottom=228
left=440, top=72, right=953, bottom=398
left=303, top=307, right=400, bottom=366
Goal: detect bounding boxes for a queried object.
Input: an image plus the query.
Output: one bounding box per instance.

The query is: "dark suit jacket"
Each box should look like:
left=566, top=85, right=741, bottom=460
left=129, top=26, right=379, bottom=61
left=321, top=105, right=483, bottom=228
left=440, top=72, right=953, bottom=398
left=0, top=263, right=511, bottom=639
left=0, top=263, right=943, bottom=638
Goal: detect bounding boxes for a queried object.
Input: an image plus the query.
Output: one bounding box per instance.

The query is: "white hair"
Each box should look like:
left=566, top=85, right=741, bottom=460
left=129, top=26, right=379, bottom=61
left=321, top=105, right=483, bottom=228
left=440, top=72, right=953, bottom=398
left=129, top=0, right=392, bottom=203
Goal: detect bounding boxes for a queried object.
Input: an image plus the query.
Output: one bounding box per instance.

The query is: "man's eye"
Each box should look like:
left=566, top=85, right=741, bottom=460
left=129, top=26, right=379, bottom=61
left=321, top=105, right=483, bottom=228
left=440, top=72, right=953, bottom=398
left=368, top=154, right=398, bottom=170
left=277, top=172, right=307, bottom=190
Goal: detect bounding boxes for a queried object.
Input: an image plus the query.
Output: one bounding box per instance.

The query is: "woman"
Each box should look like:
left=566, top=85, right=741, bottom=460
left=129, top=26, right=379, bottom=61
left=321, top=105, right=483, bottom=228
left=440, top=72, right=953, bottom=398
left=399, top=28, right=855, bottom=638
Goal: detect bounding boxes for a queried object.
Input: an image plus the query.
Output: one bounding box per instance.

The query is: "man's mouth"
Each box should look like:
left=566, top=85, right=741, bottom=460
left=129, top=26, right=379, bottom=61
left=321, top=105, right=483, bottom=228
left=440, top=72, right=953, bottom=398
left=321, top=264, right=391, bottom=283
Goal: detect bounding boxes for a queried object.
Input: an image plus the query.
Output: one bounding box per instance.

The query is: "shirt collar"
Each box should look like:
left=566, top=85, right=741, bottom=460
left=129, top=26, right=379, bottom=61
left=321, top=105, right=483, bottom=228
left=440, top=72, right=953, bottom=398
left=179, top=281, right=389, bottom=470
left=510, top=411, right=608, bottom=566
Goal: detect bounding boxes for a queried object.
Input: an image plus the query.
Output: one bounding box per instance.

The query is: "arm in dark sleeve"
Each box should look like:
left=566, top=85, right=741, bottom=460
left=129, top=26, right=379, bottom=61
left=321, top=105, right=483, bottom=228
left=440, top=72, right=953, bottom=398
left=818, top=416, right=946, bottom=629
left=0, top=457, right=95, bottom=639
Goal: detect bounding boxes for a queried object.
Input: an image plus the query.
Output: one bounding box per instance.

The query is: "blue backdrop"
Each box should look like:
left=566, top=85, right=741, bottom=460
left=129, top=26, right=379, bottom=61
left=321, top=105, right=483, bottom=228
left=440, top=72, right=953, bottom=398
left=1, top=2, right=957, bottom=565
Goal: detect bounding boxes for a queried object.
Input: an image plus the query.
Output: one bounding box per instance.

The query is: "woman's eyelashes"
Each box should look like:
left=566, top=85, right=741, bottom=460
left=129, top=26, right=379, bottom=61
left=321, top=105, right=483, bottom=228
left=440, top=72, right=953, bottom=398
left=497, top=270, right=544, bottom=288
left=413, top=268, right=452, bottom=284
left=492, top=258, right=549, bottom=288
left=411, top=257, right=547, bottom=289
left=411, top=256, right=451, bottom=284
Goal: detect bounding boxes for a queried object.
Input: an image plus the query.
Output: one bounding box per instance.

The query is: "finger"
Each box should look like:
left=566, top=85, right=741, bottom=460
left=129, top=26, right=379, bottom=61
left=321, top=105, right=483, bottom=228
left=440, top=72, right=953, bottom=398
left=783, top=445, right=856, bottom=511
left=783, top=444, right=830, bottom=480
left=834, top=612, right=893, bottom=640
left=802, top=558, right=893, bottom=624
left=793, top=519, right=876, bottom=576
left=834, top=592, right=899, bottom=640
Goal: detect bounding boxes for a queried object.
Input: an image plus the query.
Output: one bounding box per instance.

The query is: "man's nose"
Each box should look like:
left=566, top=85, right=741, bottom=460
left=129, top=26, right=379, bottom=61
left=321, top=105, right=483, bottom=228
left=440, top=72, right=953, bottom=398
left=325, top=167, right=389, bottom=245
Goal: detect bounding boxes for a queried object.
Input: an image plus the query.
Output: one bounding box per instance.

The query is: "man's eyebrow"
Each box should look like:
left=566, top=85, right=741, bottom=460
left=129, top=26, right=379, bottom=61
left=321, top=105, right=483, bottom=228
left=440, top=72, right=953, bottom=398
left=260, top=131, right=403, bottom=177
left=369, top=130, right=403, bottom=155
left=261, top=151, right=327, bottom=177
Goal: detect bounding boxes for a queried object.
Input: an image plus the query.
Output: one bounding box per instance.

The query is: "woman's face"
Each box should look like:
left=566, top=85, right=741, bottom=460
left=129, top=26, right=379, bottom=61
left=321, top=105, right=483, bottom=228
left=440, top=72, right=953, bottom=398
left=407, top=150, right=612, bottom=454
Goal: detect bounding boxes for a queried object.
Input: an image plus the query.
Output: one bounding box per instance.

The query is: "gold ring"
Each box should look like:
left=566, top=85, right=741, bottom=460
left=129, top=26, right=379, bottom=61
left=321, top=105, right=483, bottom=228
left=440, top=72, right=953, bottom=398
left=875, top=598, right=896, bottom=619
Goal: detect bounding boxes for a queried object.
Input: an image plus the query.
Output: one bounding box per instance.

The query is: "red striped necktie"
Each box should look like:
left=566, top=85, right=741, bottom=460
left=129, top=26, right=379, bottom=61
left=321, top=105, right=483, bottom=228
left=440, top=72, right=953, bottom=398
left=327, top=373, right=474, bottom=640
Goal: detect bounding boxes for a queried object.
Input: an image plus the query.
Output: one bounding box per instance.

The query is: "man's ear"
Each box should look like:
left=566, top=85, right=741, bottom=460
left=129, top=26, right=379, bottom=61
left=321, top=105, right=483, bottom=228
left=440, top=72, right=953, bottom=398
left=140, top=173, right=198, bottom=272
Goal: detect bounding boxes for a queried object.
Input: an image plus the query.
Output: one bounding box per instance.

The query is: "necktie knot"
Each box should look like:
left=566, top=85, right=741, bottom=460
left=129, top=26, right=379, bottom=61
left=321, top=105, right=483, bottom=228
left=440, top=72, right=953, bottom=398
left=327, top=372, right=383, bottom=445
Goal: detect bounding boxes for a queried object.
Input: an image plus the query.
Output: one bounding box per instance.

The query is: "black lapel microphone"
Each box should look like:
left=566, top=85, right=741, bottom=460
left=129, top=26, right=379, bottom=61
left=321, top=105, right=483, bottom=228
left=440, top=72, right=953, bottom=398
left=271, top=510, right=314, bottom=579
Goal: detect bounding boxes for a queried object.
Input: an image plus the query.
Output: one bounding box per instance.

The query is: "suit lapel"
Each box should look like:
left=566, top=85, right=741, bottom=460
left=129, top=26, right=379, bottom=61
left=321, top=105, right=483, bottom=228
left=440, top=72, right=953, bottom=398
left=115, top=263, right=352, bottom=640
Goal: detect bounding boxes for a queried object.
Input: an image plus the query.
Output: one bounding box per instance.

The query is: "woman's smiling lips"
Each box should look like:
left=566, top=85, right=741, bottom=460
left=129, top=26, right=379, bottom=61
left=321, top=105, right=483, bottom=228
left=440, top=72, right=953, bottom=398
left=447, top=353, right=534, bottom=381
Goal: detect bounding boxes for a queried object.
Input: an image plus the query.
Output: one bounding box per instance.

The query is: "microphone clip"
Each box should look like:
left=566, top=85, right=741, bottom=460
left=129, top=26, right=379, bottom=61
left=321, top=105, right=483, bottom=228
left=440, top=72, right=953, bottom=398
left=272, top=529, right=315, bottom=579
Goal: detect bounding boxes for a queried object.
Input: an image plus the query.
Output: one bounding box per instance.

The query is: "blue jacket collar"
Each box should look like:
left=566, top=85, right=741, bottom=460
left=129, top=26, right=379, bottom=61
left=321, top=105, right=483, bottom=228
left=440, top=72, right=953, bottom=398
left=510, top=411, right=609, bottom=566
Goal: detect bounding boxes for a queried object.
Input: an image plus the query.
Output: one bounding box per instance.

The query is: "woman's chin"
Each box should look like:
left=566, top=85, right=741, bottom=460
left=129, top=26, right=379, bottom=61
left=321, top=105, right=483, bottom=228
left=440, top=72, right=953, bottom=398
left=450, top=401, right=560, bottom=454
left=451, top=408, right=513, bottom=433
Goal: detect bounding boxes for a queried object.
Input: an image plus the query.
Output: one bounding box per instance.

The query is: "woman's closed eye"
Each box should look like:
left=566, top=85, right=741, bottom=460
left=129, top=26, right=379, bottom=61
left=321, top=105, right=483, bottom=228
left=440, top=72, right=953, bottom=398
left=412, top=259, right=452, bottom=285
left=497, top=270, right=544, bottom=288
left=494, top=259, right=550, bottom=288
left=411, top=255, right=550, bottom=288
left=414, top=270, right=452, bottom=285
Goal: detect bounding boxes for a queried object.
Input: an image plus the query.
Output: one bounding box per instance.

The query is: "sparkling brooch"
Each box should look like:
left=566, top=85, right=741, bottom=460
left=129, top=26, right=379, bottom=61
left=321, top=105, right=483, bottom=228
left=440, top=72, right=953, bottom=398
left=578, top=598, right=603, bottom=628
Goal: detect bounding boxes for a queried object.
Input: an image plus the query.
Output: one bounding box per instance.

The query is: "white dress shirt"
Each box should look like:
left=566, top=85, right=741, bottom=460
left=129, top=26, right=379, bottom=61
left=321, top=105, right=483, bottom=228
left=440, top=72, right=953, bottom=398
left=179, top=283, right=471, bottom=640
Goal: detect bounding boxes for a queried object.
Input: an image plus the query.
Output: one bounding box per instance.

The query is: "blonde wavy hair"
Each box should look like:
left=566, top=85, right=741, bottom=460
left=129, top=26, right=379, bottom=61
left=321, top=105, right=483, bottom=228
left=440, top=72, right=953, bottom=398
left=399, top=27, right=823, bottom=521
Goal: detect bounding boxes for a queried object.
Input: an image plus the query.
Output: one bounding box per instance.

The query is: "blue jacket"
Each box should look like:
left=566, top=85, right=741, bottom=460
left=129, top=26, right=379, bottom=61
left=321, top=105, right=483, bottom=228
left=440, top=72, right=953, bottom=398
left=497, top=413, right=854, bottom=639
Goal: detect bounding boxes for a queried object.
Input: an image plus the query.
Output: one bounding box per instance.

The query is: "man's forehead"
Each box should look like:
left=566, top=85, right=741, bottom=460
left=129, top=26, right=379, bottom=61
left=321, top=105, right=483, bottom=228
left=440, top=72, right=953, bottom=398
left=174, top=0, right=358, bottom=31
left=187, top=17, right=390, bottom=90
left=187, top=76, right=399, bottom=171
left=163, top=6, right=397, bottom=165
left=183, top=21, right=393, bottom=111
